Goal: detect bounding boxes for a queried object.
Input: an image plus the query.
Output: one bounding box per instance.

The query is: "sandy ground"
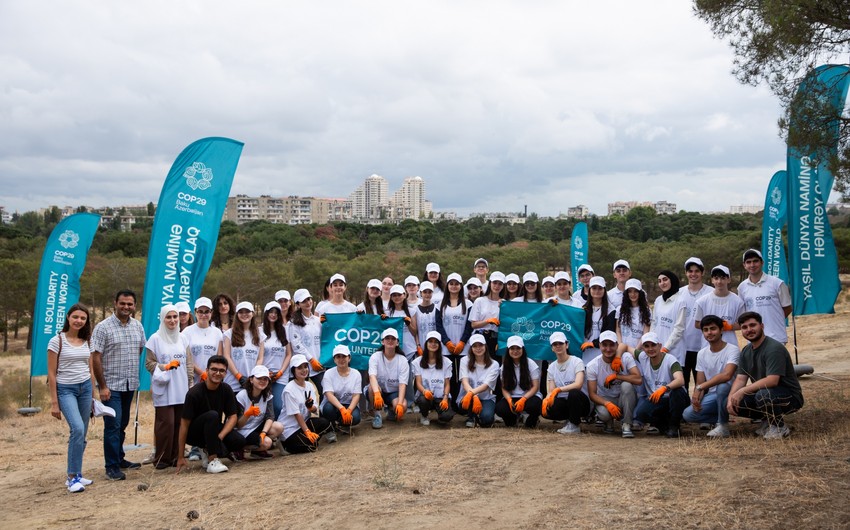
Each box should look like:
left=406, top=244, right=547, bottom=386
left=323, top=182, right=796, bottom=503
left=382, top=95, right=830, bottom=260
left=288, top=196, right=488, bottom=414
left=1, top=284, right=849, bottom=529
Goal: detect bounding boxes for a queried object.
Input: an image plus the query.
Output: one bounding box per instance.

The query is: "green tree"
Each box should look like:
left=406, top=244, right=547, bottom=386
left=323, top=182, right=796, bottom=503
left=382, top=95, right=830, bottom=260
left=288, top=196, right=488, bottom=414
left=694, top=0, right=850, bottom=196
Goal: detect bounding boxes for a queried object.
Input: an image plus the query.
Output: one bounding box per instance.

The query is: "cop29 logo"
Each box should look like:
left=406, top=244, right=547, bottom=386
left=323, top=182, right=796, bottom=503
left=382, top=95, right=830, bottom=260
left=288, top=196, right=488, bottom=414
left=511, top=317, right=536, bottom=341
left=184, top=162, right=213, bottom=191
left=58, top=230, right=80, bottom=249
left=771, top=187, right=782, bottom=206
left=574, top=236, right=583, bottom=250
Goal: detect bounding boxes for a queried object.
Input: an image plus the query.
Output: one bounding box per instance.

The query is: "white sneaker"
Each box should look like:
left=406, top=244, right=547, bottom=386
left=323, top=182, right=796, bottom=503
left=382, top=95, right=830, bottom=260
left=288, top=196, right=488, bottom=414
left=187, top=447, right=202, bottom=461
left=206, top=458, right=229, bottom=474
left=325, top=431, right=338, bottom=443
left=66, top=475, right=85, bottom=493
left=556, top=422, right=581, bottom=435
left=65, top=474, right=93, bottom=487
left=465, top=419, right=474, bottom=428
left=494, top=414, right=504, bottom=424
left=142, top=450, right=156, bottom=465
left=621, top=424, right=634, bottom=438
left=754, top=420, right=769, bottom=437
left=706, top=423, right=730, bottom=438
left=420, top=416, right=430, bottom=426
left=763, top=424, right=790, bottom=440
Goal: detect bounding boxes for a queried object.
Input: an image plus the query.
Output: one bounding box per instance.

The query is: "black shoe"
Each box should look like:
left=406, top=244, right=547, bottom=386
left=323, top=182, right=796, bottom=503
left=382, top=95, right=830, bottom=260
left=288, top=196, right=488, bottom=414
left=119, top=459, right=141, bottom=470
left=106, top=467, right=126, bottom=481
left=665, top=428, right=680, bottom=438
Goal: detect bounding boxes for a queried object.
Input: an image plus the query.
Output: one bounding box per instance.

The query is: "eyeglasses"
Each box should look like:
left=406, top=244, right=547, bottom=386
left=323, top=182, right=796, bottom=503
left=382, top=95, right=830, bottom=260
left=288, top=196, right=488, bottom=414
left=196, top=309, right=211, bottom=315
left=208, top=367, right=227, bottom=374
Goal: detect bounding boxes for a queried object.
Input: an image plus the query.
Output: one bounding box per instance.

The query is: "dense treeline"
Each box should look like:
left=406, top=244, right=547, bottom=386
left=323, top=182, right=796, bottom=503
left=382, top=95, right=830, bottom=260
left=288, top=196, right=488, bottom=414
left=2, top=207, right=849, bottom=350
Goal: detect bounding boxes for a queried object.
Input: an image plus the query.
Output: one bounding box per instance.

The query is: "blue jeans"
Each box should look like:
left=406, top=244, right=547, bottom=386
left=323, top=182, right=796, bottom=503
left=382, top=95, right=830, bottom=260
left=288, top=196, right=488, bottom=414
left=458, top=397, right=496, bottom=427
left=683, top=382, right=731, bottom=424
left=635, top=387, right=689, bottom=430
left=57, top=380, right=92, bottom=476
left=321, top=400, right=362, bottom=426
left=272, top=382, right=286, bottom=420
left=103, top=390, right=135, bottom=469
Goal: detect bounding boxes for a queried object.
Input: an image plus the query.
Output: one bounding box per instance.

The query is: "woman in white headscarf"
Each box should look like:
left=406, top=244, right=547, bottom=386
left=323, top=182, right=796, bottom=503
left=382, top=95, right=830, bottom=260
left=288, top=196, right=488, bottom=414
left=144, top=305, right=193, bottom=469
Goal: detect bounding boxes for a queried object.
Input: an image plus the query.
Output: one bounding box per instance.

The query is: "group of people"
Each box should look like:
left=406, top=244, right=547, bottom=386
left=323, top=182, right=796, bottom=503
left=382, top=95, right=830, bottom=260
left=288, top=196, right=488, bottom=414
left=47, top=249, right=805, bottom=492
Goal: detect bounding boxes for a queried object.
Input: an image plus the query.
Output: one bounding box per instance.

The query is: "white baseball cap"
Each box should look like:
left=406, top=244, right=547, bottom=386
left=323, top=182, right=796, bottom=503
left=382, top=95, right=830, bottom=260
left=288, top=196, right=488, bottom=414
left=404, top=275, right=420, bottom=286
left=251, top=365, right=271, bottom=378
left=684, top=257, right=704, bottom=270
left=389, top=285, right=405, bottom=295
left=420, top=281, right=434, bottom=292
left=274, top=290, right=291, bottom=301
left=554, top=271, right=571, bottom=283
left=426, top=262, right=441, bottom=273
left=290, top=354, right=308, bottom=368
left=505, top=273, right=520, bottom=284
left=332, top=344, right=351, bottom=357
left=599, top=330, right=618, bottom=343
left=613, top=259, right=630, bottom=271
left=469, top=334, right=486, bottom=346
left=489, top=271, right=506, bottom=283
left=293, top=289, right=312, bottom=304
left=235, top=301, right=254, bottom=313
left=711, top=265, right=731, bottom=277
left=367, top=279, right=382, bottom=290
left=329, top=273, right=346, bottom=285
left=522, top=271, right=540, bottom=284
left=624, top=279, right=642, bottom=291
left=426, top=331, right=441, bottom=342
left=549, top=331, right=568, bottom=344
left=194, top=297, right=213, bottom=310
left=506, top=336, right=524, bottom=348
left=743, top=249, right=763, bottom=261
left=447, top=273, right=463, bottom=284
left=589, top=276, right=606, bottom=288
left=465, top=277, right=482, bottom=288
left=175, top=301, right=191, bottom=314
left=641, top=332, right=660, bottom=345
left=382, top=328, right=399, bottom=340
left=264, top=301, right=281, bottom=313
left=541, top=275, right=555, bottom=286
left=577, top=264, right=594, bottom=275
left=474, top=258, right=489, bottom=268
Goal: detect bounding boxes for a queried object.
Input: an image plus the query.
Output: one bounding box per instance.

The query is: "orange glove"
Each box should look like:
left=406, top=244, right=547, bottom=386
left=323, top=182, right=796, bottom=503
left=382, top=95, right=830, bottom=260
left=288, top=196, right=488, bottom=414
left=486, top=318, right=500, bottom=326
left=309, top=358, right=323, bottom=371
left=304, top=430, right=319, bottom=444
left=604, top=401, right=622, bottom=420
left=320, top=314, right=327, bottom=323
left=549, top=298, right=559, bottom=306
left=446, top=341, right=456, bottom=353
left=200, top=371, right=208, bottom=382
left=604, top=374, right=618, bottom=388
left=373, top=392, right=384, bottom=410
left=649, top=385, right=668, bottom=404
left=244, top=405, right=261, bottom=417
left=416, top=346, right=424, bottom=357
left=513, top=397, right=527, bottom=413
left=423, top=390, right=434, bottom=401
left=504, top=397, right=514, bottom=413
left=272, top=370, right=284, bottom=382
left=461, top=392, right=473, bottom=411
left=259, top=432, right=266, bottom=445
left=542, top=388, right=560, bottom=415
left=722, top=320, right=734, bottom=331
left=660, top=347, right=669, bottom=354
left=339, top=407, right=353, bottom=425
left=404, top=316, right=411, bottom=325
left=610, top=357, right=623, bottom=372
left=395, top=404, right=405, bottom=420
left=164, top=360, right=180, bottom=370
left=454, top=341, right=465, bottom=354
left=471, top=395, right=483, bottom=414
left=380, top=314, right=388, bottom=320
left=439, top=398, right=449, bottom=411
left=580, top=341, right=594, bottom=351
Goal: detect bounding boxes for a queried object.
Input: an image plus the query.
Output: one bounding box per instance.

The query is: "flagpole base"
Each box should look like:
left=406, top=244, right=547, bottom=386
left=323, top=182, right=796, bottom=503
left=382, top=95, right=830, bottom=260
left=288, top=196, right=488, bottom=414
left=794, top=364, right=814, bottom=377
left=17, top=407, right=42, bottom=416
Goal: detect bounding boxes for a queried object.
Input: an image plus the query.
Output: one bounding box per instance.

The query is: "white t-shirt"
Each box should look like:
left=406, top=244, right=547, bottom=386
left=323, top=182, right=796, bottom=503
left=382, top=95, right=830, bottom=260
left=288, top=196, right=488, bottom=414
left=737, top=274, right=791, bottom=343
left=547, top=356, right=585, bottom=396
left=651, top=293, right=688, bottom=364
left=181, top=324, right=222, bottom=384
left=146, top=333, right=191, bottom=406
left=693, top=292, right=745, bottom=348
left=287, top=317, right=322, bottom=375
left=615, top=305, right=649, bottom=348
left=280, top=379, right=318, bottom=439
left=322, top=366, right=361, bottom=405
left=607, top=286, right=625, bottom=309
left=411, top=359, right=452, bottom=399
left=387, top=307, right=418, bottom=359
left=586, top=352, right=637, bottom=400
left=368, top=351, right=410, bottom=393
left=678, top=284, right=713, bottom=351
left=570, top=290, right=588, bottom=309
left=637, top=351, right=681, bottom=396
left=469, top=297, right=500, bottom=332
left=695, top=342, right=740, bottom=394
left=223, top=328, right=266, bottom=392
left=437, top=303, right=470, bottom=356
left=262, top=331, right=288, bottom=374
left=48, top=333, right=92, bottom=385
left=314, top=299, right=357, bottom=316
left=235, top=389, right=273, bottom=436
left=458, top=360, right=501, bottom=403
left=416, top=305, right=438, bottom=348
left=502, top=357, right=542, bottom=399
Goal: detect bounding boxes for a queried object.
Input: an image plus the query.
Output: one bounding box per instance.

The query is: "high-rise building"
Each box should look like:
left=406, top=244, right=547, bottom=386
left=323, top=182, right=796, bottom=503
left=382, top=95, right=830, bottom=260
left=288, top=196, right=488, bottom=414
left=349, top=174, right=389, bottom=219
left=389, top=176, right=427, bottom=219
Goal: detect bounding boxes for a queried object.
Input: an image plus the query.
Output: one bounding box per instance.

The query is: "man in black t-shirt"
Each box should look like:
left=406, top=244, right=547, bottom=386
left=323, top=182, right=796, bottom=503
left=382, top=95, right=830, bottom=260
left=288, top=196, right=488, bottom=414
left=176, top=355, right=245, bottom=474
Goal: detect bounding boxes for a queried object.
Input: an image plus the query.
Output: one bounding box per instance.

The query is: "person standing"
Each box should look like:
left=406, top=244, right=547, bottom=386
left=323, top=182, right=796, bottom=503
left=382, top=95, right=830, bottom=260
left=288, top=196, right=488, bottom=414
left=48, top=303, right=98, bottom=492
left=571, top=264, right=594, bottom=308
left=679, top=257, right=713, bottom=390
left=737, top=249, right=792, bottom=344
left=92, top=290, right=146, bottom=481
left=608, top=259, right=632, bottom=309
left=694, top=265, right=745, bottom=349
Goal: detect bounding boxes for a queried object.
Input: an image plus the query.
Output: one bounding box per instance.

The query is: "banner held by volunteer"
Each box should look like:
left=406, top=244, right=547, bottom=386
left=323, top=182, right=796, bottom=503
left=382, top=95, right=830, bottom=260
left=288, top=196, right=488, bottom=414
left=496, top=301, right=585, bottom=362
left=320, top=313, right=405, bottom=371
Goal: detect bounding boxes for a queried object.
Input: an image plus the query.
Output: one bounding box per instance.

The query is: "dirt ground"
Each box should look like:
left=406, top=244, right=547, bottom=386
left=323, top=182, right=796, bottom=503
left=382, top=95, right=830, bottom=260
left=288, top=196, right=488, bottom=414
left=1, top=286, right=849, bottom=529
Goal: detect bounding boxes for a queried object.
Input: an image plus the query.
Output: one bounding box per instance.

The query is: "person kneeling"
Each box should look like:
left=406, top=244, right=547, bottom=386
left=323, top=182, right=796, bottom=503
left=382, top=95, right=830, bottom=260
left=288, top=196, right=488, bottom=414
left=495, top=336, right=543, bottom=428
left=540, top=332, right=590, bottom=435
left=280, top=355, right=334, bottom=453
left=236, top=365, right=283, bottom=459
left=634, top=332, right=688, bottom=438
left=586, top=331, right=642, bottom=438
left=320, top=345, right=363, bottom=434
left=412, top=332, right=455, bottom=426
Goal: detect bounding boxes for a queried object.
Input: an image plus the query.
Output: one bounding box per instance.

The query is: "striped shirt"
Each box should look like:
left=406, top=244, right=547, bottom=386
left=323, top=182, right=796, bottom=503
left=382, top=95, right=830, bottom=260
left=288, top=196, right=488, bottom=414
left=92, top=314, right=146, bottom=392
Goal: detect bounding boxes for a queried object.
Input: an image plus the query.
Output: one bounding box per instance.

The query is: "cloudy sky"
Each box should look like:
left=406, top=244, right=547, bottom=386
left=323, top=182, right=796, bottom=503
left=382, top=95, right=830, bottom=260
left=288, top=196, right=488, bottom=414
left=1, top=1, right=798, bottom=217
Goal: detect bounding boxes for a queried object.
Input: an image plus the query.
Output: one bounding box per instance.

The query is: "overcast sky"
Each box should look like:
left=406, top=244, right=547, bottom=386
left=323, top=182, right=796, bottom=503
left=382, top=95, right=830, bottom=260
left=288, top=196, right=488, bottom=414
left=1, top=1, right=802, bottom=217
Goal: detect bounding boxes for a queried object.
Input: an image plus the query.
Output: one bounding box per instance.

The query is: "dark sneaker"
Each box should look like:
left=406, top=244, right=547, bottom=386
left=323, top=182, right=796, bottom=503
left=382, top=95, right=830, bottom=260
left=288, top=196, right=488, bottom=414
left=106, top=467, right=126, bottom=481
left=665, top=427, right=680, bottom=438
left=251, top=450, right=273, bottom=460
left=119, top=459, right=141, bottom=470
left=226, top=450, right=245, bottom=462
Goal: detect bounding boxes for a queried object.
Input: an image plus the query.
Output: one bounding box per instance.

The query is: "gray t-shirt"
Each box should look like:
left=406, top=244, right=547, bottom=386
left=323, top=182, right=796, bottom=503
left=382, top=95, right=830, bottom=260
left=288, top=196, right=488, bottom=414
left=737, top=336, right=803, bottom=406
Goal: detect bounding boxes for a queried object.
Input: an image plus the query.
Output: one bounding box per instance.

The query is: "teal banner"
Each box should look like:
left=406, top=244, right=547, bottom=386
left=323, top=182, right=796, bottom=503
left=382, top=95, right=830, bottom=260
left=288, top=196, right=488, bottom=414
left=320, top=313, right=405, bottom=371
left=140, top=137, right=243, bottom=389
left=31, top=213, right=101, bottom=376
left=496, top=301, right=586, bottom=361
left=570, top=221, right=588, bottom=287
left=761, top=170, right=789, bottom=283
left=786, top=65, right=849, bottom=315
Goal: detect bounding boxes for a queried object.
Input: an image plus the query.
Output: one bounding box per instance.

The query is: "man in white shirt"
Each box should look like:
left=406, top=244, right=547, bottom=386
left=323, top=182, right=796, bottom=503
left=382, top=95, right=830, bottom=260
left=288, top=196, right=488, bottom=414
left=634, top=332, right=688, bottom=438
left=737, top=249, right=792, bottom=344
left=571, top=264, right=594, bottom=308
left=682, top=315, right=740, bottom=438
left=679, top=257, right=713, bottom=390
left=586, top=331, right=642, bottom=438
left=607, top=259, right=631, bottom=309
left=693, top=265, right=745, bottom=349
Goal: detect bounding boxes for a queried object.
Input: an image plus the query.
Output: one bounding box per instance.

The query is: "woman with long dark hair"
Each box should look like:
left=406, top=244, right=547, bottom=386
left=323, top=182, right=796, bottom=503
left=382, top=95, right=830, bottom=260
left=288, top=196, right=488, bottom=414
left=274, top=290, right=293, bottom=325
left=48, top=303, right=97, bottom=492
left=616, top=278, right=652, bottom=354
left=422, top=262, right=445, bottom=306
left=495, top=336, right=543, bottom=428
left=235, top=365, right=283, bottom=459
left=262, top=301, right=291, bottom=416
left=357, top=279, right=384, bottom=315
left=288, top=289, right=325, bottom=394
left=211, top=293, right=236, bottom=331
left=412, top=332, right=455, bottom=425
left=457, top=334, right=500, bottom=428
left=280, top=355, right=334, bottom=453
left=469, top=271, right=505, bottom=362
left=176, top=301, right=194, bottom=331
left=222, top=301, right=265, bottom=392
left=579, top=276, right=617, bottom=364
left=436, top=273, right=473, bottom=404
